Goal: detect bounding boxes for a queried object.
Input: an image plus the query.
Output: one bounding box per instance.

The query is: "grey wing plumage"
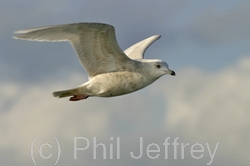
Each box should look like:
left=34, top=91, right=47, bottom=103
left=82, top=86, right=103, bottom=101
left=13, top=23, right=132, bottom=78
left=124, top=35, right=161, bottom=60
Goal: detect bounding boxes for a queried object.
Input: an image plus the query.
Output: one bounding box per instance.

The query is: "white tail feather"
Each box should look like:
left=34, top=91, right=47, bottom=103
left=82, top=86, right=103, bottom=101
left=53, top=88, right=80, bottom=98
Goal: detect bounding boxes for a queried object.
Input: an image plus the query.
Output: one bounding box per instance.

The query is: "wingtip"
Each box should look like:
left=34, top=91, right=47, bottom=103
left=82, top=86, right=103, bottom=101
left=12, top=35, right=26, bottom=40
left=154, top=34, right=161, bottom=39
left=13, top=30, right=25, bottom=34
left=13, top=30, right=26, bottom=39
left=149, top=34, right=161, bottom=41
left=12, top=35, right=19, bottom=39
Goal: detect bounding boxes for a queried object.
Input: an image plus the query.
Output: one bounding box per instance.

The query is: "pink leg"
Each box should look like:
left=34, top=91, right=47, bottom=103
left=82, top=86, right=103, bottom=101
left=69, top=94, right=89, bottom=101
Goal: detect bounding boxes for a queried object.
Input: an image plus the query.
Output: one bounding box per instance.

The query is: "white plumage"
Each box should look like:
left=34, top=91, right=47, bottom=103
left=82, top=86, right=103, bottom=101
left=14, top=23, right=175, bottom=101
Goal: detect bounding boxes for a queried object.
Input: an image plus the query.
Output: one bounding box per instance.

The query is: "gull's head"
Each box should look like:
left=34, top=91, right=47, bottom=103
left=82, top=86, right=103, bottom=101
left=145, top=59, right=175, bottom=77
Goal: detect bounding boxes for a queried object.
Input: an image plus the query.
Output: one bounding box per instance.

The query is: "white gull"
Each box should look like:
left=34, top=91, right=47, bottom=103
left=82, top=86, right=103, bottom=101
left=13, top=23, right=175, bottom=101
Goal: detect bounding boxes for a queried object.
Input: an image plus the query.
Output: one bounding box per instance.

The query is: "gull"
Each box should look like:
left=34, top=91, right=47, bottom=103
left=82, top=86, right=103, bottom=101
left=13, top=23, right=175, bottom=101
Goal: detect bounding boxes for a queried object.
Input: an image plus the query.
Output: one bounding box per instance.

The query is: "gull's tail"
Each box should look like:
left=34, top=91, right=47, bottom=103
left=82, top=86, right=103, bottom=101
left=53, top=87, right=80, bottom=98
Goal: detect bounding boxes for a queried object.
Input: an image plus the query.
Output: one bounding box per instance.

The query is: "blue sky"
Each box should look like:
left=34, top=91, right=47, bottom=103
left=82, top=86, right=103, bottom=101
left=1, top=0, right=250, bottom=166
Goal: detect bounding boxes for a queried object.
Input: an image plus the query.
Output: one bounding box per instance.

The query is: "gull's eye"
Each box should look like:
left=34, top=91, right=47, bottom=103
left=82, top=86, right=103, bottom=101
left=156, top=64, right=161, bottom=68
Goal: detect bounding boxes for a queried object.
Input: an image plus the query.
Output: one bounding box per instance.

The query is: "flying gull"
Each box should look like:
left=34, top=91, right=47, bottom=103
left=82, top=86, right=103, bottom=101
left=13, top=23, right=175, bottom=101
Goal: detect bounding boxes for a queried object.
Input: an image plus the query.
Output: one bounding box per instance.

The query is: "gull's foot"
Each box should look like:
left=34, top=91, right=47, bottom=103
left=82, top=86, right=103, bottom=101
left=69, top=95, right=89, bottom=101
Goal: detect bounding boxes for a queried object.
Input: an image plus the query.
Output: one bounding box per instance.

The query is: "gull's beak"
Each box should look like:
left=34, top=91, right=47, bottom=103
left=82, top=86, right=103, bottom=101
left=170, top=70, right=176, bottom=76
left=164, top=68, right=176, bottom=76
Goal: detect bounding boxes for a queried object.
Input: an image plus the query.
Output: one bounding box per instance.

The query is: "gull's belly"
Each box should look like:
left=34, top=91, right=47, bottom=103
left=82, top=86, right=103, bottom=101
left=89, top=71, right=155, bottom=97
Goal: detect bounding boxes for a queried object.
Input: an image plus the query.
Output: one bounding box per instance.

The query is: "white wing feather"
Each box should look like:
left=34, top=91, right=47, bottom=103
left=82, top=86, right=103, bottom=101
left=124, top=35, right=161, bottom=60
left=13, top=23, right=132, bottom=78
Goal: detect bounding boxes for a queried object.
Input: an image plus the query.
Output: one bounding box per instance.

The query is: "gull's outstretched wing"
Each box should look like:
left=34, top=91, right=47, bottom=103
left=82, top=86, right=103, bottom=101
left=13, top=23, right=132, bottom=78
left=124, top=35, right=161, bottom=60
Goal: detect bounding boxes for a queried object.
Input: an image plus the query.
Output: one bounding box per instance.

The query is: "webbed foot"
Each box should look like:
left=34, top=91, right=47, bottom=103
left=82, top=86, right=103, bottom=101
left=69, top=95, right=89, bottom=101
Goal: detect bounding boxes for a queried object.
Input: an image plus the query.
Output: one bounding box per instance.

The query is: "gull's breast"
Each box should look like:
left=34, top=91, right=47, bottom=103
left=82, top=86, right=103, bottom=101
left=89, top=71, right=154, bottom=97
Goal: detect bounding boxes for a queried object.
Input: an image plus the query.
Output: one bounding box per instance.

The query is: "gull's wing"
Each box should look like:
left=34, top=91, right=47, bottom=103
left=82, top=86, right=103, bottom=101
left=124, top=35, right=161, bottom=60
left=13, top=23, right=132, bottom=78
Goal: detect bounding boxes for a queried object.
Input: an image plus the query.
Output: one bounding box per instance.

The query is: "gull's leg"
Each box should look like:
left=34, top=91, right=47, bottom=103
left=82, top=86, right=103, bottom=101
left=69, top=94, right=89, bottom=101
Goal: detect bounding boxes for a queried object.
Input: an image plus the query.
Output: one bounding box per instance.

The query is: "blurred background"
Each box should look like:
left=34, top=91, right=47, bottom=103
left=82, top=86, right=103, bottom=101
left=1, top=0, right=250, bottom=165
